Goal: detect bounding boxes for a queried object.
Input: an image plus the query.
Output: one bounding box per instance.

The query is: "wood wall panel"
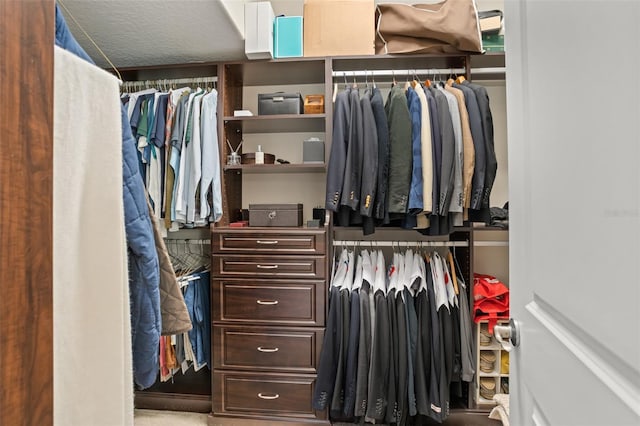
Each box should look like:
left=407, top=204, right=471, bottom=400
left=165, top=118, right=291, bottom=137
left=0, top=1, right=54, bottom=425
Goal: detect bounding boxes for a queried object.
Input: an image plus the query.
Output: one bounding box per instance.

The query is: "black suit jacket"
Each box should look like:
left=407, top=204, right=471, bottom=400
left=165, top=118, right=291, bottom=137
left=463, top=81, right=497, bottom=210
left=370, top=88, right=390, bottom=223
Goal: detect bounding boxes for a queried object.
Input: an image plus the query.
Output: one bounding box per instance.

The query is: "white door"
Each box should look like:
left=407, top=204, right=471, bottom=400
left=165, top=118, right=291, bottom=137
left=504, top=1, right=640, bottom=425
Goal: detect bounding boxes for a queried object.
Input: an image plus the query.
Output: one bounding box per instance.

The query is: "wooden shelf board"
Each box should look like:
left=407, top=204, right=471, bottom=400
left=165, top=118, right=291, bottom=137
left=223, top=164, right=326, bottom=174
left=224, top=114, right=326, bottom=121
left=224, top=114, right=326, bottom=133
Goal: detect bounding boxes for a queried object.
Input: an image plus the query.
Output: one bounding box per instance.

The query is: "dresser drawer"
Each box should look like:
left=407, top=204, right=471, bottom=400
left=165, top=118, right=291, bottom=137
left=212, top=229, right=326, bottom=255
left=213, top=326, right=323, bottom=373
left=212, top=279, right=325, bottom=326
left=213, top=371, right=326, bottom=421
left=212, top=255, right=325, bottom=279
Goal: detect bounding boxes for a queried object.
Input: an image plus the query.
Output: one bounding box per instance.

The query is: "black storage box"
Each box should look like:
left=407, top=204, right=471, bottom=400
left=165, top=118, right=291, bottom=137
left=249, top=203, right=303, bottom=227
left=258, top=92, right=304, bottom=115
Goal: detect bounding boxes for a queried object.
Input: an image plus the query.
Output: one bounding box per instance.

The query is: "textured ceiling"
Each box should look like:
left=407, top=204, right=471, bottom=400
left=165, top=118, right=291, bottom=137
left=59, top=0, right=246, bottom=68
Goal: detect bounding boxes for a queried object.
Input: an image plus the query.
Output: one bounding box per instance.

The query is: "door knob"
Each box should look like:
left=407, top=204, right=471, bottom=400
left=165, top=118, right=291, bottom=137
left=493, top=318, right=521, bottom=352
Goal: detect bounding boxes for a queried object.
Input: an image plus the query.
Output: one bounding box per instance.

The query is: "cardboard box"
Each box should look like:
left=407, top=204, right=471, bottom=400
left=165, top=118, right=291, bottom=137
left=245, top=2, right=275, bottom=60
left=249, top=204, right=303, bottom=227
left=303, top=0, right=375, bottom=57
left=274, top=16, right=303, bottom=58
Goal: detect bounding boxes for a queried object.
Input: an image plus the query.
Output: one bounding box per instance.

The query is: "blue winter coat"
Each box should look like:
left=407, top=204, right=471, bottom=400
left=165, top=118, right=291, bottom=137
left=55, top=4, right=161, bottom=389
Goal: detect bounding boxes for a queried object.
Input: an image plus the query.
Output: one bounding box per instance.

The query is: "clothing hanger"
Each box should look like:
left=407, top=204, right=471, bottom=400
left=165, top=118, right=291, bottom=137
left=447, top=250, right=460, bottom=295
left=352, top=72, right=358, bottom=89
left=451, top=246, right=467, bottom=289
left=456, top=74, right=466, bottom=84
left=416, top=251, right=427, bottom=292
left=352, top=252, right=364, bottom=291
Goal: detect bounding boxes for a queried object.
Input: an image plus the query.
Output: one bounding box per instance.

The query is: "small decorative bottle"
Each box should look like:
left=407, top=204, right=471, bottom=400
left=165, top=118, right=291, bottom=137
left=255, top=145, right=264, bottom=165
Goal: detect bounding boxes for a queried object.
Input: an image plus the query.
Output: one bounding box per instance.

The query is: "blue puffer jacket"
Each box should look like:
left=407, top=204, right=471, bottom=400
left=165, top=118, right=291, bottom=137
left=55, top=5, right=160, bottom=389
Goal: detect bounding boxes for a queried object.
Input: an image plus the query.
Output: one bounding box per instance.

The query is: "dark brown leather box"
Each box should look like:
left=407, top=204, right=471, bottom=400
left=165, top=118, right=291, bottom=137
left=249, top=203, right=303, bottom=227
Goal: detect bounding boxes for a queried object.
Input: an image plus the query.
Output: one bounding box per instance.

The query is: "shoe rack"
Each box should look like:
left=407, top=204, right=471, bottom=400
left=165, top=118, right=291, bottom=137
left=474, top=320, right=510, bottom=407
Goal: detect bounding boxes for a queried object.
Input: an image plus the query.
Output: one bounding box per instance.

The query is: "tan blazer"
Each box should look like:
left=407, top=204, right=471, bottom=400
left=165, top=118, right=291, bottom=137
left=445, top=83, right=475, bottom=209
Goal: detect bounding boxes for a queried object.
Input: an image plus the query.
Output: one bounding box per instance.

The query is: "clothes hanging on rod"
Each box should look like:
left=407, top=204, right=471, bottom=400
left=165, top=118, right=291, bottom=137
left=122, top=78, right=222, bottom=233
left=313, top=246, right=475, bottom=425
left=325, top=73, right=497, bottom=236
left=158, top=239, right=211, bottom=382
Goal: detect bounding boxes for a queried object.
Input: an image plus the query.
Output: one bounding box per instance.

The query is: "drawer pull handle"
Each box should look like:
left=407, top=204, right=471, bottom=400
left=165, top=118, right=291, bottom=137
left=257, top=264, right=278, bottom=269
left=257, top=346, right=279, bottom=353
left=256, top=300, right=279, bottom=305
left=256, top=240, right=279, bottom=245
left=258, top=393, right=280, bottom=400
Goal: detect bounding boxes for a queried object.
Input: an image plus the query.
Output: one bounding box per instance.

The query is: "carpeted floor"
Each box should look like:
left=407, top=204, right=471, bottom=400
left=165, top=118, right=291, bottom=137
left=134, top=409, right=208, bottom=426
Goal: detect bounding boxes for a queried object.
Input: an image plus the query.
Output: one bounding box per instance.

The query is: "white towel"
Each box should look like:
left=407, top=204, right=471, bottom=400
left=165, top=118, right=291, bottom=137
left=489, top=393, right=510, bottom=426
left=53, top=46, right=133, bottom=426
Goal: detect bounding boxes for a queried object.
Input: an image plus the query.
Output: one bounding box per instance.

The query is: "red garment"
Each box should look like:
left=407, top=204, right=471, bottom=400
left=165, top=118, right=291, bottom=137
left=473, top=273, right=509, bottom=333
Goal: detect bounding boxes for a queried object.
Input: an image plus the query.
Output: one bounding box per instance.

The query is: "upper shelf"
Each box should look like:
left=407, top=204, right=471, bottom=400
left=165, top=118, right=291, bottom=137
left=229, top=58, right=327, bottom=86
left=331, top=53, right=468, bottom=72
left=223, top=114, right=326, bottom=133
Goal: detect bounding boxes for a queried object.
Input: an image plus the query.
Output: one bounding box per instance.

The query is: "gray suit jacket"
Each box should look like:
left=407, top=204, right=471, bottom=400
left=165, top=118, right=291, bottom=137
left=433, top=88, right=455, bottom=216
left=341, top=88, right=364, bottom=211
left=360, top=90, right=379, bottom=217
left=325, top=89, right=351, bottom=212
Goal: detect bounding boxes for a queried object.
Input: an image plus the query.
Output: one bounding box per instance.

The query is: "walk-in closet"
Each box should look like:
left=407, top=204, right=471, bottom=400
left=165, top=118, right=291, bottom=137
left=3, top=1, right=639, bottom=426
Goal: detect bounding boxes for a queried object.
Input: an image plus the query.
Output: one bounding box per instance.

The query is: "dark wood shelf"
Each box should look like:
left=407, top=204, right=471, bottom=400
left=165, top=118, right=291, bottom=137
left=223, top=114, right=326, bottom=133
left=224, top=114, right=325, bottom=121
left=223, top=163, right=326, bottom=174
left=231, top=59, right=327, bottom=86
left=471, top=224, right=509, bottom=232
left=331, top=53, right=468, bottom=71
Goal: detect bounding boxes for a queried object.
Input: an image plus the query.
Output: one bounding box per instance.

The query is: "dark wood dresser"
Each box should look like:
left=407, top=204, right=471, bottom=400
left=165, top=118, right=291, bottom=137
left=210, top=227, right=329, bottom=425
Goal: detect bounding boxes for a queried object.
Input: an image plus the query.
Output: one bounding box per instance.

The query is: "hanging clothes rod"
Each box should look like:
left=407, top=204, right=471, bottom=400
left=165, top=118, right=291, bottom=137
left=121, top=76, right=218, bottom=91
left=332, top=69, right=466, bottom=78
left=164, top=238, right=210, bottom=245
left=474, top=241, right=509, bottom=247
left=332, top=240, right=468, bottom=247
left=331, top=67, right=505, bottom=79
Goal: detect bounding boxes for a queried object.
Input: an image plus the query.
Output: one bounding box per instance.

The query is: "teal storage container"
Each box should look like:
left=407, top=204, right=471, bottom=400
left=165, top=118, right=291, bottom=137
left=274, top=16, right=303, bottom=58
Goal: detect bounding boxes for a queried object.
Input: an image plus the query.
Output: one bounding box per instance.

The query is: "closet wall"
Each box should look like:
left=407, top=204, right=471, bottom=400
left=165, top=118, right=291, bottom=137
left=472, top=81, right=510, bottom=286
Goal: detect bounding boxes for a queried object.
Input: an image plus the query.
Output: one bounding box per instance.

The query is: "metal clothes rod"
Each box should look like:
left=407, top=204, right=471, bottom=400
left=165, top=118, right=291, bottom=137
left=474, top=241, right=509, bottom=247
left=332, top=240, right=468, bottom=247
left=121, top=76, right=218, bottom=91
left=164, top=238, right=210, bottom=245
left=331, top=67, right=505, bottom=79
left=332, top=69, right=466, bottom=78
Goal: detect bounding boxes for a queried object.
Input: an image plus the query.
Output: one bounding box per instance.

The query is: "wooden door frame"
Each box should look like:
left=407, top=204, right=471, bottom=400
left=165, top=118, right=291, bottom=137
left=0, top=0, right=54, bottom=424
